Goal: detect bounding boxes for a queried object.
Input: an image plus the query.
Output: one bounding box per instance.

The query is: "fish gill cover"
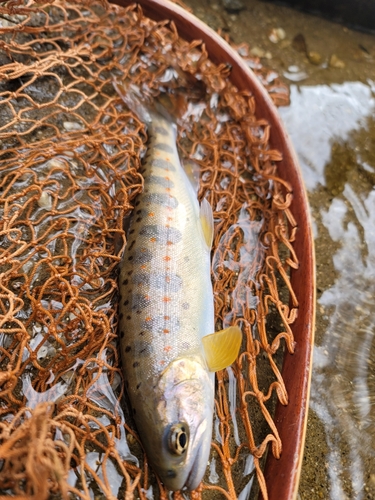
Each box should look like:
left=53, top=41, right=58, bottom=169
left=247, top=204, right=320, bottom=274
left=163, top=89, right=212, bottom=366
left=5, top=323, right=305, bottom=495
left=0, top=1, right=296, bottom=498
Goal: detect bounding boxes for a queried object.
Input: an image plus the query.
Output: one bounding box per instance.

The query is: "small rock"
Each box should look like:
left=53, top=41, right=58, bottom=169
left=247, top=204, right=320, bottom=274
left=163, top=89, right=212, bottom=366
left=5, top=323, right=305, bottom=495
left=37, top=191, right=52, bottom=209
left=269, top=27, right=286, bottom=43
left=329, top=54, right=345, bottom=68
left=250, top=46, right=266, bottom=58
left=308, top=51, right=322, bottom=65
left=63, top=121, right=83, bottom=131
left=283, top=68, right=308, bottom=82
left=292, top=33, right=307, bottom=53
left=222, top=0, right=244, bottom=14
left=287, top=65, right=300, bottom=73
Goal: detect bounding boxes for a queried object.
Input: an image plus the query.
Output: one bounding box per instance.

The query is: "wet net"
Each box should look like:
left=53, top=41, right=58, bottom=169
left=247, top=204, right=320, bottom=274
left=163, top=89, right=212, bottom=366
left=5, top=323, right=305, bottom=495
left=0, top=1, right=297, bottom=499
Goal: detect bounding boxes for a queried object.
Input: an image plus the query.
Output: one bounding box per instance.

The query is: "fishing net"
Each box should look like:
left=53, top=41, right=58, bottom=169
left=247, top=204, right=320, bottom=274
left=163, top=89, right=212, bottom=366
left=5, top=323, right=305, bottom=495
left=0, top=1, right=297, bottom=499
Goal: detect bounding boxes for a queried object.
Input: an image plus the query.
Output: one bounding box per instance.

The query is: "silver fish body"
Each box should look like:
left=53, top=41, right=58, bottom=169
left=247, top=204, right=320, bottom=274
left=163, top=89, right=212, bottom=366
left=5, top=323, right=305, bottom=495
left=119, top=113, right=215, bottom=490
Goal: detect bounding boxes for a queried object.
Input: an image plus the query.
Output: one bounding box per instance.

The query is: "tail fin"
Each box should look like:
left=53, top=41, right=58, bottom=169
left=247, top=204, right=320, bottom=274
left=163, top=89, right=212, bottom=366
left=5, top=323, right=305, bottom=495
left=113, top=79, right=153, bottom=124
left=113, top=78, right=191, bottom=127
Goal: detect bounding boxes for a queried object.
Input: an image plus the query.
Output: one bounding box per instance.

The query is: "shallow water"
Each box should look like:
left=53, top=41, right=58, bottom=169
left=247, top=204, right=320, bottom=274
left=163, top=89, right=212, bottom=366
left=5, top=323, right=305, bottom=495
left=184, top=0, right=375, bottom=498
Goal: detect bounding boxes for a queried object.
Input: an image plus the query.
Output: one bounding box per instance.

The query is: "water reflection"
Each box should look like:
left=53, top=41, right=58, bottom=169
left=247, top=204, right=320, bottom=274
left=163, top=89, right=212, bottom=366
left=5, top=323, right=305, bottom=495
left=279, top=82, right=374, bottom=191
left=280, top=81, right=375, bottom=499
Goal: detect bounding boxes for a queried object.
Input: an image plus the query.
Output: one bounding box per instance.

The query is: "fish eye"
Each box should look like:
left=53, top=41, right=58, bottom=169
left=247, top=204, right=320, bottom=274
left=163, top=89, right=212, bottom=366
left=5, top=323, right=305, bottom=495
left=168, top=423, right=189, bottom=456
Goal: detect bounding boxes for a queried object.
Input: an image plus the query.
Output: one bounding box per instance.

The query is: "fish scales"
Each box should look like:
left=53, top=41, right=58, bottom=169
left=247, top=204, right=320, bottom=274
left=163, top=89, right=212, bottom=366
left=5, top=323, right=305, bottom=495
left=119, top=116, right=213, bottom=383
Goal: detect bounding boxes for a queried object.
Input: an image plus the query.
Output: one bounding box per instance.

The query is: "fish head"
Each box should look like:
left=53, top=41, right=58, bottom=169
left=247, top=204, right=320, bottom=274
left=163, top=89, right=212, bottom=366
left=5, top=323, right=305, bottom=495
left=142, top=356, right=214, bottom=491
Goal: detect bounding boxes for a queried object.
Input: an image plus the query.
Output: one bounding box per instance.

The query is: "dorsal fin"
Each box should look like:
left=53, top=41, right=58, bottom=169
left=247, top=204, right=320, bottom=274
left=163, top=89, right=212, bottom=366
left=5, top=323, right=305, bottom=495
left=182, top=159, right=200, bottom=193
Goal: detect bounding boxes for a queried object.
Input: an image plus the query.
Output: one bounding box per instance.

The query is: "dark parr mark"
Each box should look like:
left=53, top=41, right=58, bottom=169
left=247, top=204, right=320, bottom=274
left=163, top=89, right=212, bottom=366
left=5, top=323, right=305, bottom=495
left=131, top=294, right=150, bottom=310
left=132, top=272, right=182, bottom=292
left=155, top=143, right=174, bottom=154
left=125, top=345, right=131, bottom=352
left=154, top=125, right=169, bottom=136
left=151, top=158, right=176, bottom=172
left=148, top=175, right=175, bottom=189
left=139, top=225, right=182, bottom=245
left=134, top=248, right=152, bottom=265
left=144, top=193, right=178, bottom=209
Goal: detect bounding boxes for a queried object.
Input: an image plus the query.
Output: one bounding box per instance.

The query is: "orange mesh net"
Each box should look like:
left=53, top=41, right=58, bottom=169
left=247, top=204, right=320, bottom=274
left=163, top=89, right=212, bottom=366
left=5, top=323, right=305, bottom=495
left=0, top=1, right=296, bottom=499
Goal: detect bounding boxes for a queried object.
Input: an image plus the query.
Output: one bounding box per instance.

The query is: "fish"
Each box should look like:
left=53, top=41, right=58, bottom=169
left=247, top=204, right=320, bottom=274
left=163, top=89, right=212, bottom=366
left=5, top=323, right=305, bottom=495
left=115, top=82, right=242, bottom=491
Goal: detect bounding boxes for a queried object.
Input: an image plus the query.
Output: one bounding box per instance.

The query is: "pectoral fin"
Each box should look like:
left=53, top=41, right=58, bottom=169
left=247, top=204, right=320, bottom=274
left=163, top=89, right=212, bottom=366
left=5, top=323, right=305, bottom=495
left=202, top=326, right=242, bottom=372
left=200, top=197, right=214, bottom=249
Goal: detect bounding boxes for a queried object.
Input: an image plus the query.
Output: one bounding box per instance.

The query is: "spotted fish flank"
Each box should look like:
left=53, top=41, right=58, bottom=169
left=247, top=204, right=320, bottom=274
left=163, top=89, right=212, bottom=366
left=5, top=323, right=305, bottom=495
left=140, top=225, right=182, bottom=244
left=151, top=158, right=176, bottom=171
left=133, top=248, right=153, bottom=264
left=144, top=192, right=179, bottom=209
left=149, top=175, right=175, bottom=189
left=131, top=293, right=151, bottom=310
left=142, top=314, right=180, bottom=333
left=131, top=272, right=183, bottom=292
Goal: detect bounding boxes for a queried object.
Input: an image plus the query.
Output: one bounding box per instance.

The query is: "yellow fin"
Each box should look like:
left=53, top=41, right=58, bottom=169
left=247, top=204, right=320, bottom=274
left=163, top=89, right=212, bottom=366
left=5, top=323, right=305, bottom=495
left=202, top=326, right=242, bottom=372
left=200, top=197, right=214, bottom=249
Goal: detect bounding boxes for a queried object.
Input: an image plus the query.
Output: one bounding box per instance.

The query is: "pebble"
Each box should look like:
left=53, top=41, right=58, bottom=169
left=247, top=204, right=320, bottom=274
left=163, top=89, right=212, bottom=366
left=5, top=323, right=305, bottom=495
left=308, top=51, right=322, bottom=65
left=283, top=67, right=308, bottom=82
left=222, top=0, right=245, bottom=13
left=329, top=54, right=345, bottom=68
left=37, top=191, right=52, bottom=209
left=63, top=121, right=84, bottom=131
left=269, top=27, right=286, bottom=43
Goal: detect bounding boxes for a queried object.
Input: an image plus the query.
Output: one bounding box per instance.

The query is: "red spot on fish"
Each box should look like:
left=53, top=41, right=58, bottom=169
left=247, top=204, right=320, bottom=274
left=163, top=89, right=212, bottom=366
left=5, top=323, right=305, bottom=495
left=145, top=316, right=152, bottom=322
left=148, top=212, right=154, bottom=217
left=140, top=264, right=146, bottom=270
left=150, top=237, right=156, bottom=243
left=164, top=346, right=172, bottom=352
left=167, top=241, right=173, bottom=246
left=163, top=256, right=171, bottom=261
left=167, top=216, right=173, bottom=222
left=163, top=329, right=170, bottom=334
left=160, top=360, right=166, bottom=365
left=163, top=296, right=171, bottom=302
left=166, top=187, right=171, bottom=192
left=164, top=315, right=170, bottom=320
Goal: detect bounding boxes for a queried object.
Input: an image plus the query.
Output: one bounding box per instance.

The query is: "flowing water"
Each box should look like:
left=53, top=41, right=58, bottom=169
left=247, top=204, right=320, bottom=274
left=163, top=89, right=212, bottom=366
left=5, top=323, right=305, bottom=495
left=183, top=0, right=375, bottom=498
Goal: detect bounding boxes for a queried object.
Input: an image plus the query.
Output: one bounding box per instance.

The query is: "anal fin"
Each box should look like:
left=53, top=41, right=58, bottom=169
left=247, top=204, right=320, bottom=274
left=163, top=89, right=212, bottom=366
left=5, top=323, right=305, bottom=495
left=202, top=326, right=242, bottom=372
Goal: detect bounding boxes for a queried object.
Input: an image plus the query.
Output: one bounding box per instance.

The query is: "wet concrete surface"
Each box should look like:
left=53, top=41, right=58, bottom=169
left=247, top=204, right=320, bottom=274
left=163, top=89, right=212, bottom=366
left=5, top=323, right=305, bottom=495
left=182, top=0, right=375, bottom=498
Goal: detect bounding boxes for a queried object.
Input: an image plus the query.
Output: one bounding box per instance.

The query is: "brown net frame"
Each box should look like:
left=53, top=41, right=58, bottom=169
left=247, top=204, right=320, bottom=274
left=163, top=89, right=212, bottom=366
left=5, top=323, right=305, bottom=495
left=0, top=1, right=297, bottom=499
